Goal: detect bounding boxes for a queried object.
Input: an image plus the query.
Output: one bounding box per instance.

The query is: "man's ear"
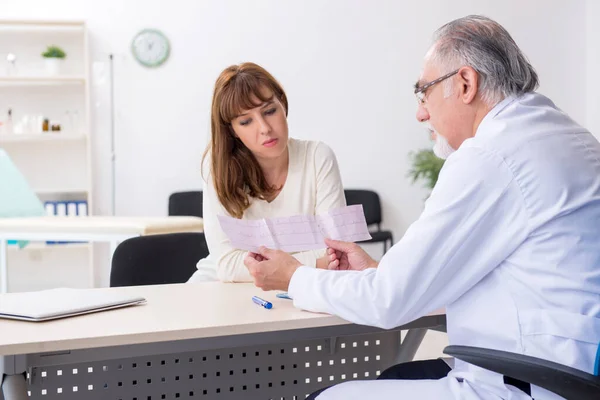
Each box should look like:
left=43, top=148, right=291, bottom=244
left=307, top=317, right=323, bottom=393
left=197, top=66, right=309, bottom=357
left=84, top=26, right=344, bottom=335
left=457, top=66, right=479, bottom=104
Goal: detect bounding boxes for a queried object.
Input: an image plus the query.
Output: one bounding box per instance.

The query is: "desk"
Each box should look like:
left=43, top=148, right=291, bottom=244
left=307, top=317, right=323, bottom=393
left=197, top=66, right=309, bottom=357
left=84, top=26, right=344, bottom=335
left=0, top=283, right=446, bottom=400
left=0, top=217, right=204, bottom=293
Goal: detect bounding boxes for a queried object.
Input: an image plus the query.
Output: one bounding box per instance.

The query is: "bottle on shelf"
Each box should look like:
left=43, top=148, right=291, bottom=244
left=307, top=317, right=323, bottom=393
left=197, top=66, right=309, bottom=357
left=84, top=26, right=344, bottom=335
left=6, top=53, right=17, bottom=76
left=5, top=108, right=13, bottom=135
left=50, top=120, right=61, bottom=132
left=34, top=115, right=44, bottom=134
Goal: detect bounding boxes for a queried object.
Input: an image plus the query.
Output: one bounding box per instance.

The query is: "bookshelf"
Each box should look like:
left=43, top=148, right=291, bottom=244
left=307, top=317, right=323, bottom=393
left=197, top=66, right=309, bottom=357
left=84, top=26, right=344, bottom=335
left=0, top=19, right=92, bottom=213
left=0, top=19, right=94, bottom=290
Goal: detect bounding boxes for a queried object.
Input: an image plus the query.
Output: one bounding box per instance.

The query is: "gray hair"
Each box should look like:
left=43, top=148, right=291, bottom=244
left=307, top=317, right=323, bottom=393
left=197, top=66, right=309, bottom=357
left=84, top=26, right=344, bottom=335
left=432, top=15, right=539, bottom=106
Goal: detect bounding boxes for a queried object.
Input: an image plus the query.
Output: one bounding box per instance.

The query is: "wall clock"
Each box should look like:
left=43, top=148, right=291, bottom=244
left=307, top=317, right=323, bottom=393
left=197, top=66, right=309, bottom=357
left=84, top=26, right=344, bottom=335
left=131, top=29, right=170, bottom=68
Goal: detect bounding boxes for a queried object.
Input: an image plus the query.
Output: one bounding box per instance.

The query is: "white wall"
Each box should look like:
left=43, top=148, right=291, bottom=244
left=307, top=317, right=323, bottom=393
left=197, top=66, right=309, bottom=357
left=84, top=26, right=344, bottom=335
left=2, top=0, right=588, bottom=244
left=587, top=0, right=600, bottom=139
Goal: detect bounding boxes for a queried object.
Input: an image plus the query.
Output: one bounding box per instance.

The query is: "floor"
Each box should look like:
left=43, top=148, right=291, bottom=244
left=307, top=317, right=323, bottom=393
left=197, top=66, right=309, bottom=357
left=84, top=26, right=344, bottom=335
left=413, top=330, right=449, bottom=361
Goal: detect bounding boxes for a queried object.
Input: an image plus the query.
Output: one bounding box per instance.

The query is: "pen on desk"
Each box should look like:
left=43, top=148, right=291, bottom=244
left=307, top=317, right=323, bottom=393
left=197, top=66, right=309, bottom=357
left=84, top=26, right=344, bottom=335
left=252, top=296, right=273, bottom=309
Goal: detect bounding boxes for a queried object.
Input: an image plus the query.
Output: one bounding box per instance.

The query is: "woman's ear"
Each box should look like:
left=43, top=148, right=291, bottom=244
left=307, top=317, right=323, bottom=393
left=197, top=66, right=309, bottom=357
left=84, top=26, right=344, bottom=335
left=277, top=95, right=288, bottom=116
left=227, top=123, right=239, bottom=139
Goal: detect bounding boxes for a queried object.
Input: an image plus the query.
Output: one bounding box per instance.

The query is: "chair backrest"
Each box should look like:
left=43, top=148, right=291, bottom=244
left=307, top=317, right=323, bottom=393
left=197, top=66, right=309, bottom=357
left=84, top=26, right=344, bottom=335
left=110, top=232, right=208, bottom=287
left=444, top=345, right=600, bottom=400
left=168, top=191, right=203, bottom=218
left=344, top=189, right=382, bottom=226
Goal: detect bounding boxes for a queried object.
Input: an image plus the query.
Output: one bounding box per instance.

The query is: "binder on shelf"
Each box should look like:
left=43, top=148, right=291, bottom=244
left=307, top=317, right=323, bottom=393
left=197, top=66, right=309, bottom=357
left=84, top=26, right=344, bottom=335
left=44, top=202, right=55, bottom=216
left=43, top=200, right=88, bottom=217
left=43, top=200, right=89, bottom=245
left=76, top=201, right=88, bottom=216
left=67, top=202, right=77, bottom=217
left=55, top=202, right=66, bottom=217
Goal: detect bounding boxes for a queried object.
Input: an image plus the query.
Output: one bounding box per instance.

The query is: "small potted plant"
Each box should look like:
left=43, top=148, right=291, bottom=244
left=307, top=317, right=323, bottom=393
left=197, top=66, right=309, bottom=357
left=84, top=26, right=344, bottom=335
left=407, top=149, right=445, bottom=192
left=41, top=45, right=66, bottom=76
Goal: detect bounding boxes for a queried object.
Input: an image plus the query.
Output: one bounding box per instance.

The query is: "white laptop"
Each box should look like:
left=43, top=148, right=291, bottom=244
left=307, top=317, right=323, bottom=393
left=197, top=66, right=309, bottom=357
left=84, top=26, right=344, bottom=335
left=0, top=288, right=146, bottom=322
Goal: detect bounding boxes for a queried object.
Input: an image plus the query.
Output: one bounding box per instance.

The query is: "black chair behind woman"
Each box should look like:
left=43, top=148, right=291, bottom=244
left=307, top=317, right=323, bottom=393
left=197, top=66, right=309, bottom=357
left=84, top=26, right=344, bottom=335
left=110, top=232, right=208, bottom=287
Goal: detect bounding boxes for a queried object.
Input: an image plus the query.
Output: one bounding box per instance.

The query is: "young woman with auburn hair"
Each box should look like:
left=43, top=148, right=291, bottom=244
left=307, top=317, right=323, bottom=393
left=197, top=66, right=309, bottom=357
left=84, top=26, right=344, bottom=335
left=189, top=62, right=346, bottom=282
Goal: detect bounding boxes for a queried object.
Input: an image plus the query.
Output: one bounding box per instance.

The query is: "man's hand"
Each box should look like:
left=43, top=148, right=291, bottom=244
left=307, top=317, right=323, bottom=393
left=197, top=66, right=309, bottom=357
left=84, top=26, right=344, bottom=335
left=325, top=238, right=378, bottom=271
left=316, top=254, right=333, bottom=269
left=244, top=247, right=302, bottom=291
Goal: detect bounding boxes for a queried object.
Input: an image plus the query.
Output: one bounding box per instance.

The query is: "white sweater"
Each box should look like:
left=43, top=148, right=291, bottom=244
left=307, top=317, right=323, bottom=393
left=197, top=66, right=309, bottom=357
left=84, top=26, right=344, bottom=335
left=188, top=138, right=346, bottom=283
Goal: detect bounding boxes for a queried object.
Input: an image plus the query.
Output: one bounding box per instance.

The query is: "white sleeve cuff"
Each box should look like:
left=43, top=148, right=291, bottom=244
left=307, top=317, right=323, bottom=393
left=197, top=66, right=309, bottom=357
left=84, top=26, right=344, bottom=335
left=288, top=266, right=324, bottom=312
left=288, top=266, right=313, bottom=297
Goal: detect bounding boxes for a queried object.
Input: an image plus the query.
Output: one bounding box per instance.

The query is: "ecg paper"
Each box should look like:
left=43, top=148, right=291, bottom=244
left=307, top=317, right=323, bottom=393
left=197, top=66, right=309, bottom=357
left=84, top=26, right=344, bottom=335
left=217, top=205, right=372, bottom=253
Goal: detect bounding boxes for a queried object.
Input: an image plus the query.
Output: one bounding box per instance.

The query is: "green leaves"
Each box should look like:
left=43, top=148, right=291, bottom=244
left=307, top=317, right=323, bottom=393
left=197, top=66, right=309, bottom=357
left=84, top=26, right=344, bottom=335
left=42, top=46, right=66, bottom=59
left=407, top=149, right=445, bottom=190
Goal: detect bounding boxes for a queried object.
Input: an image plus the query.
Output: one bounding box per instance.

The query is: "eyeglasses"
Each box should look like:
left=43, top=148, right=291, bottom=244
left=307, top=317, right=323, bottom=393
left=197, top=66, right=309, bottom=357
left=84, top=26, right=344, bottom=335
left=414, top=69, right=459, bottom=105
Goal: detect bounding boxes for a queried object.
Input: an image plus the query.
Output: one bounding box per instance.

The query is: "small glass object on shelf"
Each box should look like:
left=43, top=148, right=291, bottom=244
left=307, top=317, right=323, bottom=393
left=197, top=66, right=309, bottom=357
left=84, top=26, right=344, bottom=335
left=20, top=115, right=44, bottom=134
left=34, top=115, right=44, bottom=134
left=0, top=109, right=14, bottom=135
left=50, top=120, right=61, bottom=132
left=13, top=115, right=29, bottom=135
left=6, top=53, right=17, bottom=76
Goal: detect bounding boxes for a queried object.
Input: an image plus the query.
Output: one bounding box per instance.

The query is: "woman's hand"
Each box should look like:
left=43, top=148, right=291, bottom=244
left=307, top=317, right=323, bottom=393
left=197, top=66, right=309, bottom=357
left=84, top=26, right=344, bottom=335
left=316, top=253, right=337, bottom=269
left=244, top=247, right=301, bottom=291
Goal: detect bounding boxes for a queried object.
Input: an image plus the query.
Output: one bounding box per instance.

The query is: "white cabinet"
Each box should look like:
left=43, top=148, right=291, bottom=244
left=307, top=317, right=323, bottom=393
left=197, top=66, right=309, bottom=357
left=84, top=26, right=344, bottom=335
left=0, top=20, right=94, bottom=291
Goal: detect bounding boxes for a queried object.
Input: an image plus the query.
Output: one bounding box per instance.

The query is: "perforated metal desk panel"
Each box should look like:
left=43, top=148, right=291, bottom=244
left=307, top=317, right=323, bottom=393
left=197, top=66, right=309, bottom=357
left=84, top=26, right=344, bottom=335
left=0, top=283, right=446, bottom=400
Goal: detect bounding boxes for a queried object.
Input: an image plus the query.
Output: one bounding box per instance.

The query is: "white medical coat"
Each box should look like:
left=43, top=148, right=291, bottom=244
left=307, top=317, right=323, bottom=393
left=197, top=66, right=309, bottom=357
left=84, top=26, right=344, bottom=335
left=288, top=93, right=600, bottom=400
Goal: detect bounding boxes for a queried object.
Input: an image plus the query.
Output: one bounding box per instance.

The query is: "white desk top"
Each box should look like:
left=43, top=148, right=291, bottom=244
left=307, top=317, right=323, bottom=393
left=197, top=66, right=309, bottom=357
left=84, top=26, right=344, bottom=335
left=0, top=283, right=443, bottom=356
left=0, top=216, right=204, bottom=236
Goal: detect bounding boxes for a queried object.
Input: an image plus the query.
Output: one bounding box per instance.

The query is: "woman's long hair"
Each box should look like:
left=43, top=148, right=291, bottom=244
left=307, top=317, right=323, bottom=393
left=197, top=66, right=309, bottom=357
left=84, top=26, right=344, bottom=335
left=203, top=62, right=288, bottom=218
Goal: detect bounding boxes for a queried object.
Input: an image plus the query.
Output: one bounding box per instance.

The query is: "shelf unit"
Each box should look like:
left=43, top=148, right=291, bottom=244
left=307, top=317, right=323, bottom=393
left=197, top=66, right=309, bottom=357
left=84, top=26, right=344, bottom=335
left=0, top=19, right=86, bottom=28
left=0, top=133, right=86, bottom=143
left=0, top=19, right=92, bottom=209
left=0, top=20, right=94, bottom=291
left=7, top=242, right=91, bottom=251
left=0, top=76, right=86, bottom=84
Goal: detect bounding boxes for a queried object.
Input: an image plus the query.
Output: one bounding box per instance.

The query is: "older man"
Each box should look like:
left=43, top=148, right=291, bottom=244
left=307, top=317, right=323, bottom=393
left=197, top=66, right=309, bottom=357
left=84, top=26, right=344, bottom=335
left=244, top=15, right=600, bottom=400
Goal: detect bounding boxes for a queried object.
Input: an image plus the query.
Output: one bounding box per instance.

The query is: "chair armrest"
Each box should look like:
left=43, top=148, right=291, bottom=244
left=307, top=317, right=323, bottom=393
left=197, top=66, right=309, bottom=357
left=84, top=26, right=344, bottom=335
left=444, top=345, right=600, bottom=400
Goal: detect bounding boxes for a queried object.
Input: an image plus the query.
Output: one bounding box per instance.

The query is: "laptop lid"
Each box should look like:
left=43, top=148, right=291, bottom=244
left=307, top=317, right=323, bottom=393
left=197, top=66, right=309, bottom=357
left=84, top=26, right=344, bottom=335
left=0, top=287, right=146, bottom=322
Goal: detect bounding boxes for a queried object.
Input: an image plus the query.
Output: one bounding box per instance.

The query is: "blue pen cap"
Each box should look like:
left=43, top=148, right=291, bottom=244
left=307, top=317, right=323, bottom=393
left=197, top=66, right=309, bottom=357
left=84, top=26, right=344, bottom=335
left=252, top=296, right=273, bottom=309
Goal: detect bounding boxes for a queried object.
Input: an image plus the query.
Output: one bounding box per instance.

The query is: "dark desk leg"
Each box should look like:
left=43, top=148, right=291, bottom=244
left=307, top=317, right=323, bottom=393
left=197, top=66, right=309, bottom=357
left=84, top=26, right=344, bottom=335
left=395, top=328, right=428, bottom=364
left=1, top=356, right=28, bottom=400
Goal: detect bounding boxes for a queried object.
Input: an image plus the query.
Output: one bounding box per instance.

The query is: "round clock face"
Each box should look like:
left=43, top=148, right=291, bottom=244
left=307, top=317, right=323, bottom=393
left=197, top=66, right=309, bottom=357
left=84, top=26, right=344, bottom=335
left=131, top=29, right=170, bottom=67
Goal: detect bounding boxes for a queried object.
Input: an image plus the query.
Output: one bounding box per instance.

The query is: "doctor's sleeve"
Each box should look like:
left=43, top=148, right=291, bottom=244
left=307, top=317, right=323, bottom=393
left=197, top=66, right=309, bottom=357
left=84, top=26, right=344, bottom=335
left=287, top=146, right=530, bottom=329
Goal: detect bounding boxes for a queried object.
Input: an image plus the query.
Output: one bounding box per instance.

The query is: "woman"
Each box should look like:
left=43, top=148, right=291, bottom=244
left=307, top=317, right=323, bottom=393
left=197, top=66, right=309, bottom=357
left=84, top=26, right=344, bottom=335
left=188, top=62, right=346, bottom=283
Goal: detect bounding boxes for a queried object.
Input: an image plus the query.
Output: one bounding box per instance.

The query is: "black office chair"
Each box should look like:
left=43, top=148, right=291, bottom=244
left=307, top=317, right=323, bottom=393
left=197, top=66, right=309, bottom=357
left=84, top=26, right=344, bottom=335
left=167, top=190, right=208, bottom=259
left=444, top=345, right=600, bottom=400
left=168, top=191, right=203, bottom=218
left=110, top=232, right=209, bottom=287
left=344, top=189, right=394, bottom=254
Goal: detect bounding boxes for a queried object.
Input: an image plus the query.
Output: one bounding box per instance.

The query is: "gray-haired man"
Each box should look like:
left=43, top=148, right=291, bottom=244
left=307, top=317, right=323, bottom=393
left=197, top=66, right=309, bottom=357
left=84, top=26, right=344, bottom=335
left=245, top=15, right=600, bottom=400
